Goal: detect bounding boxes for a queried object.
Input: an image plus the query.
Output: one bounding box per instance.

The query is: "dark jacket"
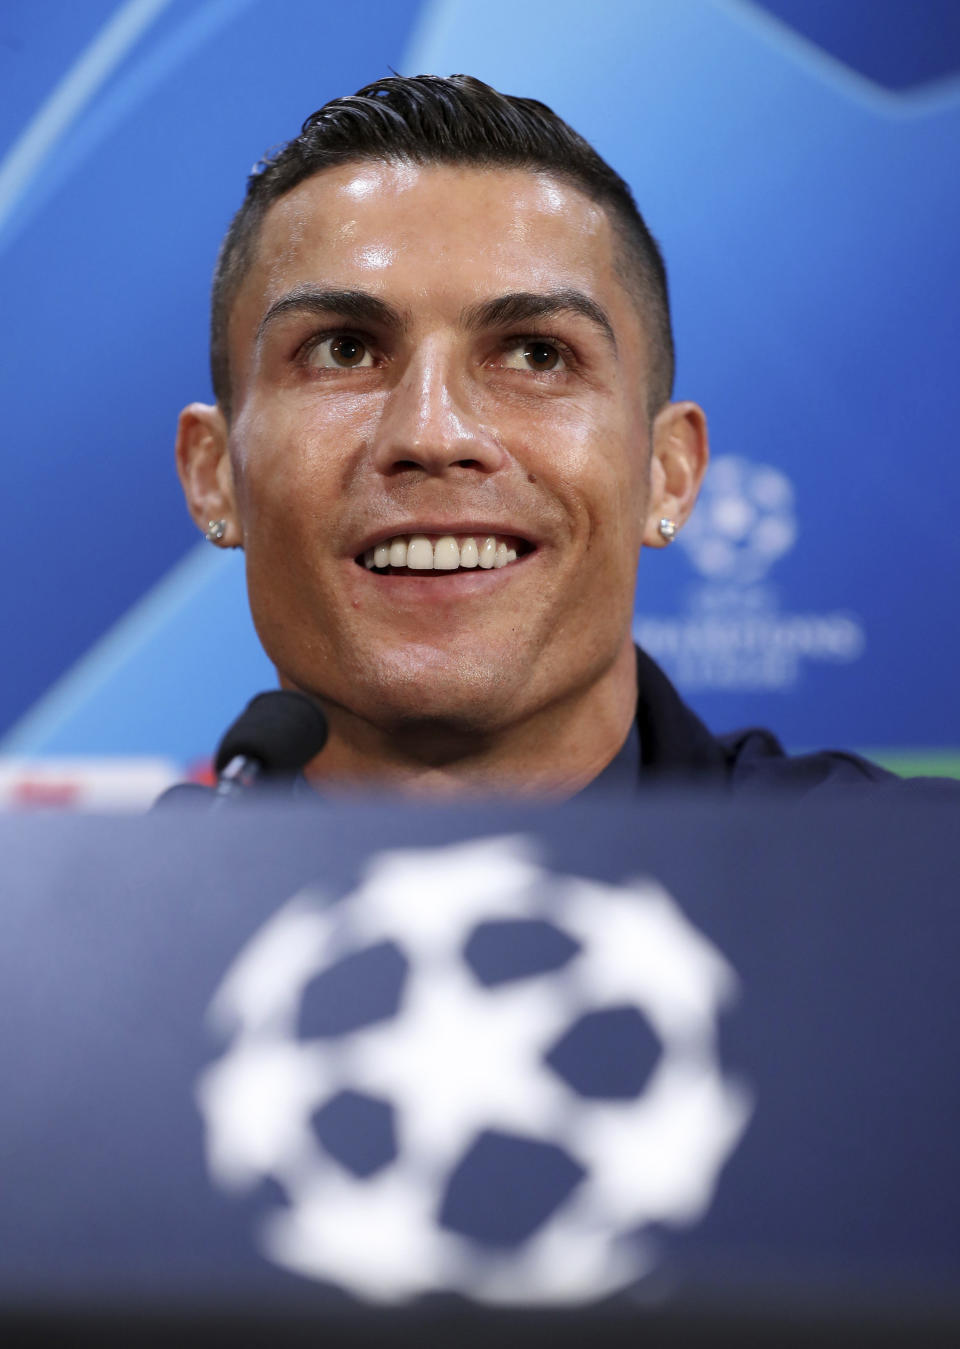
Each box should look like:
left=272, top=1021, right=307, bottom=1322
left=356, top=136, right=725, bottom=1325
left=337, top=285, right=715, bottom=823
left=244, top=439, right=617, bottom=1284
left=633, top=647, right=952, bottom=794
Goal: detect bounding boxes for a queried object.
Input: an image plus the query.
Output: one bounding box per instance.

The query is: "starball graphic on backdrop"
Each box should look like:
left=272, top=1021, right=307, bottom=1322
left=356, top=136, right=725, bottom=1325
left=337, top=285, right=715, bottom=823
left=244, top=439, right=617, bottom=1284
left=197, top=836, right=752, bottom=1303
left=635, top=457, right=866, bottom=693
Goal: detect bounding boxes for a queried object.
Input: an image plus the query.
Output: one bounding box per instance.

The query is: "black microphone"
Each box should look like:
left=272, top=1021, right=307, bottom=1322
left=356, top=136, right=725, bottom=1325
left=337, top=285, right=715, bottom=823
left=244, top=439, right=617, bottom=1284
left=212, top=691, right=328, bottom=803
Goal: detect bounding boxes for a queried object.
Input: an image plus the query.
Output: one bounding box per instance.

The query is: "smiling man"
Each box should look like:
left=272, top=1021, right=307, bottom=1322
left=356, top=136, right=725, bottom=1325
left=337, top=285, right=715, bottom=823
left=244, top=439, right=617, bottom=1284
left=176, top=75, right=893, bottom=798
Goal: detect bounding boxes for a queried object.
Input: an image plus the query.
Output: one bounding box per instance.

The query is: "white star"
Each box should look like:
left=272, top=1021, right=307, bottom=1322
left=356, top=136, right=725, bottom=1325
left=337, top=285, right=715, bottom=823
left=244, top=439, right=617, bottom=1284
left=340, top=956, right=574, bottom=1165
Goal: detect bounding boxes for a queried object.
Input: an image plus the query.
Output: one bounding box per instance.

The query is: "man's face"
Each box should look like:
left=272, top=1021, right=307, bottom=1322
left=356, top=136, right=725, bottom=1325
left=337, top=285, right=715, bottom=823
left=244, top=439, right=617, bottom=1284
left=223, top=161, right=658, bottom=735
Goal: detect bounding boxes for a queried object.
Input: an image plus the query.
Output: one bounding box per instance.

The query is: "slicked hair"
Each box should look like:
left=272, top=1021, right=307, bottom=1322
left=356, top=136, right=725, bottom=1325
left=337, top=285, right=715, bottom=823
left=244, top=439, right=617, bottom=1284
left=210, top=74, right=674, bottom=418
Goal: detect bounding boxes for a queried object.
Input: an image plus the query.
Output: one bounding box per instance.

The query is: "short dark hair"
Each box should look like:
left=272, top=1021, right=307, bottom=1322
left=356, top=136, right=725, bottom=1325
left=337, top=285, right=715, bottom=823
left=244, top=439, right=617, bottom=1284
left=210, top=73, right=674, bottom=418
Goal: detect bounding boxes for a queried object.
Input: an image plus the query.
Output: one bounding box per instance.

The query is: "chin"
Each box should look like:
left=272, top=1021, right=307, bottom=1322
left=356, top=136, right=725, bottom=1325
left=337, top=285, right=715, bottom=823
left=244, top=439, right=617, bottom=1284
left=347, top=644, right=528, bottom=737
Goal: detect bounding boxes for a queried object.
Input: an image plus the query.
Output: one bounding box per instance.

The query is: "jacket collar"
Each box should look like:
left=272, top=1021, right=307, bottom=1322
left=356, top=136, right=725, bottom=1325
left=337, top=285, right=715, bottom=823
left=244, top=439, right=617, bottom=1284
left=635, top=646, right=730, bottom=783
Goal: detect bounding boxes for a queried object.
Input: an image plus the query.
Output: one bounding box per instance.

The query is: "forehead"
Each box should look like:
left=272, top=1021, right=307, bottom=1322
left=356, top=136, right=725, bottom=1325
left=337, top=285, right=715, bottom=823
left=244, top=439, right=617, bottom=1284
left=229, top=160, right=639, bottom=348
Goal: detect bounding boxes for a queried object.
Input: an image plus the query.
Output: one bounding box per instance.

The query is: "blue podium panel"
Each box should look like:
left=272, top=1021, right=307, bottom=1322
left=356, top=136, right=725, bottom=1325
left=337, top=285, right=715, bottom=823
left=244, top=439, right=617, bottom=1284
left=0, top=796, right=958, bottom=1344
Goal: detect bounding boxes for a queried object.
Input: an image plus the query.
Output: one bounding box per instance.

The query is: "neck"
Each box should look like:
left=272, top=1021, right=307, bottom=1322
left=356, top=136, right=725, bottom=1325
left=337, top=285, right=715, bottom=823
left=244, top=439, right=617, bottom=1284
left=300, top=642, right=638, bottom=800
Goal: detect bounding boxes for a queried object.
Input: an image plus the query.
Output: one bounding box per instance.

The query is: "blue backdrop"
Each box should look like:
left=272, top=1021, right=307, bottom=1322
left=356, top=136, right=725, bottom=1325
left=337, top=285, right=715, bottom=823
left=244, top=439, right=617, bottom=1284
left=2, top=0, right=958, bottom=771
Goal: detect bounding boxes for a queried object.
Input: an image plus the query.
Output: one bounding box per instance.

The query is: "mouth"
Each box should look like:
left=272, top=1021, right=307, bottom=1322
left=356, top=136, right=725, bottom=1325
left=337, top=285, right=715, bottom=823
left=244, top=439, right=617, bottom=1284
left=355, top=532, right=534, bottom=577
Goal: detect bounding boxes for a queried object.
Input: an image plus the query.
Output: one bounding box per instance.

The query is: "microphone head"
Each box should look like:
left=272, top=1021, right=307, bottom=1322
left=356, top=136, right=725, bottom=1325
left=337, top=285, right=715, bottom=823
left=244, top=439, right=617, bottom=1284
left=214, top=691, right=328, bottom=776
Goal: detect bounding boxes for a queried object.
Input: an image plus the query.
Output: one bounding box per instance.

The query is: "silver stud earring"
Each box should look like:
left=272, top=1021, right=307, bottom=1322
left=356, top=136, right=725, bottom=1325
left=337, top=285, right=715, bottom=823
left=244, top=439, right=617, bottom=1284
left=205, top=519, right=227, bottom=543
left=658, top=517, right=678, bottom=543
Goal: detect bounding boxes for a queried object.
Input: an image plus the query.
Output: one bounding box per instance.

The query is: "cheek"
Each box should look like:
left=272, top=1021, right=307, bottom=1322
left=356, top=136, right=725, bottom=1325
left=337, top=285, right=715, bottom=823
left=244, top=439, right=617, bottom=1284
left=229, top=404, right=351, bottom=527
left=229, top=404, right=281, bottom=521
left=528, top=409, right=649, bottom=545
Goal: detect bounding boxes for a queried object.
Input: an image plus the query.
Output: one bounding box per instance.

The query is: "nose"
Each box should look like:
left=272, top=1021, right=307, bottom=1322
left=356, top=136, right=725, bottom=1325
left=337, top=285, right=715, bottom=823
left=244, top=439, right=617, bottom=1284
left=371, top=346, right=506, bottom=477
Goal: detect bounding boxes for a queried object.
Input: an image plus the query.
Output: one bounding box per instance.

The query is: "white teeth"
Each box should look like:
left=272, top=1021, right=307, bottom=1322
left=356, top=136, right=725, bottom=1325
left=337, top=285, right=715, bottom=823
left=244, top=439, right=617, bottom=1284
left=363, top=533, right=523, bottom=571
left=478, top=536, right=497, bottom=569
left=433, top=535, right=460, bottom=569
left=406, top=535, right=434, bottom=569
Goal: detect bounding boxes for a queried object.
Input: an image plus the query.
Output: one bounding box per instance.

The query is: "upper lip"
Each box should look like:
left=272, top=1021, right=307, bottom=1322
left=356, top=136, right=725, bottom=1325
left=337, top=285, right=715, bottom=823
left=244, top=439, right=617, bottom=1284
left=353, top=523, right=539, bottom=555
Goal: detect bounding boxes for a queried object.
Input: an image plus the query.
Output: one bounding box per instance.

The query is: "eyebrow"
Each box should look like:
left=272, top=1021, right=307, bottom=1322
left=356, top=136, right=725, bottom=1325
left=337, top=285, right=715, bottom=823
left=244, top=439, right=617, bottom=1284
left=256, top=286, right=406, bottom=343
left=462, top=289, right=617, bottom=351
left=256, top=283, right=617, bottom=351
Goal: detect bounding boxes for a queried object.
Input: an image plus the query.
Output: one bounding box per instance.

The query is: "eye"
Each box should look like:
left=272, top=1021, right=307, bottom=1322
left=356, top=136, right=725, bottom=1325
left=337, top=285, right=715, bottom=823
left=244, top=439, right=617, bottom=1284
left=306, top=334, right=374, bottom=369
left=501, top=339, right=566, bottom=373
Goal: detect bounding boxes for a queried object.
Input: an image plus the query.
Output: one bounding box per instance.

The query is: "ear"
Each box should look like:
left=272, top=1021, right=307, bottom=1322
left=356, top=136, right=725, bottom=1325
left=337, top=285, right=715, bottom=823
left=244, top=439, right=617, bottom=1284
left=642, top=400, right=709, bottom=548
left=175, top=402, right=241, bottom=547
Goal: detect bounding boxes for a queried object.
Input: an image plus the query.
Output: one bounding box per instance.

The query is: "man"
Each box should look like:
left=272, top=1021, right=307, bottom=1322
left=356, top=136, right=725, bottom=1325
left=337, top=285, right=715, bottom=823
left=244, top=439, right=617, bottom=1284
left=175, top=74, right=893, bottom=798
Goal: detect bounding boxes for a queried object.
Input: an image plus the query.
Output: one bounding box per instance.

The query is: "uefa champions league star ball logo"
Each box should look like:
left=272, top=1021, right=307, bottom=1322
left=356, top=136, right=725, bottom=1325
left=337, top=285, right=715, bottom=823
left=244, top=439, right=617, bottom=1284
left=677, top=455, right=797, bottom=586
left=196, top=837, right=751, bottom=1304
left=636, top=453, right=865, bottom=690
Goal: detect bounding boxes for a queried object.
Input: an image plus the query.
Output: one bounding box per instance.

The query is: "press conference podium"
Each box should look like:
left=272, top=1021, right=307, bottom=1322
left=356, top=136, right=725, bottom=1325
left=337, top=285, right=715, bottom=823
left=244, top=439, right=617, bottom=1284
left=1, top=793, right=958, bottom=1346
